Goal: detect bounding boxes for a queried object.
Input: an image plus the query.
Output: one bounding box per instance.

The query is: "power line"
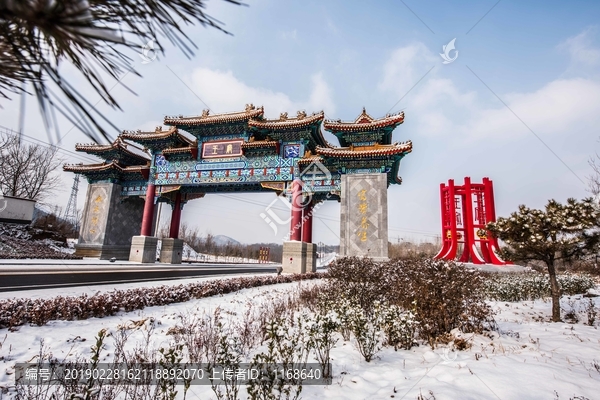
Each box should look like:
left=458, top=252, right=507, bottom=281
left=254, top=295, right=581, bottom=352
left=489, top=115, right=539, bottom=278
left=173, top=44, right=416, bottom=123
left=207, top=193, right=440, bottom=237
left=0, top=125, right=98, bottom=164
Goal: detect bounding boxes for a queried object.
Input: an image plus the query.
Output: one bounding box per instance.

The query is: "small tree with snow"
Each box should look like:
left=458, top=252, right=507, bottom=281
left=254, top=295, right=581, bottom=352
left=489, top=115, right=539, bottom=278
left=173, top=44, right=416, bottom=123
left=487, top=198, right=598, bottom=322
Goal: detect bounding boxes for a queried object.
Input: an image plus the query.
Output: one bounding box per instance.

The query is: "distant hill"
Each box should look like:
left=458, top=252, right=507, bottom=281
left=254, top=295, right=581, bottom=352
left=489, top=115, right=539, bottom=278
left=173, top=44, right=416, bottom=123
left=212, top=235, right=241, bottom=246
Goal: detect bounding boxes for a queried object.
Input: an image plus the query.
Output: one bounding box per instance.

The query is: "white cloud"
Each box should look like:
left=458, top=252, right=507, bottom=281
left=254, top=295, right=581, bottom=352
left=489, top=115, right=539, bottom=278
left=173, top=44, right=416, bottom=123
left=189, top=68, right=335, bottom=117
left=378, top=39, right=600, bottom=142
left=558, top=27, right=600, bottom=69
left=306, top=72, right=336, bottom=115
left=463, top=78, right=600, bottom=141
left=378, top=42, right=438, bottom=97
left=377, top=34, right=600, bottom=241
left=278, top=29, right=298, bottom=41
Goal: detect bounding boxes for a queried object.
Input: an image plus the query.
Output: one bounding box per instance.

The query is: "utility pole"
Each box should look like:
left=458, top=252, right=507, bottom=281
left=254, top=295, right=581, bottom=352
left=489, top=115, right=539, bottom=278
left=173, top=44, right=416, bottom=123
left=63, top=174, right=80, bottom=230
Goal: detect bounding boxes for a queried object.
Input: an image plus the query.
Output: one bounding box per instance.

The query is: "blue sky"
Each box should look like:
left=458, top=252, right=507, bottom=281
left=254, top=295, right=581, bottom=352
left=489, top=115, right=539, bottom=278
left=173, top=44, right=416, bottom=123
left=2, top=0, right=600, bottom=245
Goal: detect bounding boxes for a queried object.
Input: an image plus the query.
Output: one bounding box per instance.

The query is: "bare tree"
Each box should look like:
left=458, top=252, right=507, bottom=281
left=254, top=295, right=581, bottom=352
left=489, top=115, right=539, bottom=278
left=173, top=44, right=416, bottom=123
left=588, top=154, right=600, bottom=197
left=0, top=131, right=62, bottom=201
left=157, top=221, right=170, bottom=239
left=204, top=232, right=215, bottom=255
left=0, top=0, right=243, bottom=143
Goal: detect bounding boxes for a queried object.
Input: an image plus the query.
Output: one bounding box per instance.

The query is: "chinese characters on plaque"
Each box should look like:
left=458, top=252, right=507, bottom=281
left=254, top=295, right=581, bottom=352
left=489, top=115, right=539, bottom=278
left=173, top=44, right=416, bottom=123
left=357, top=189, right=368, bottom=242
left=88, top=194, right=103, bottom=236
left=201, top=140, right=243, bottom=159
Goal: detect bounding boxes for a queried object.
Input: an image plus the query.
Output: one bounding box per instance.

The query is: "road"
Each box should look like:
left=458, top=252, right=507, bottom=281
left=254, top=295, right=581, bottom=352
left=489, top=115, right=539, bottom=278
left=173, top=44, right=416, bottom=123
left=0, top=261, right=278, bottom=292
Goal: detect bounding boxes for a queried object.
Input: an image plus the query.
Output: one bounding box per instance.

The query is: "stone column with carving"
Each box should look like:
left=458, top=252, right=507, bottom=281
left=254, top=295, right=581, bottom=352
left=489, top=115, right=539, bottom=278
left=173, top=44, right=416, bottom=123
left=340, top=173, right=389, bottom=261
left=76, top=182, right=144, bottom=259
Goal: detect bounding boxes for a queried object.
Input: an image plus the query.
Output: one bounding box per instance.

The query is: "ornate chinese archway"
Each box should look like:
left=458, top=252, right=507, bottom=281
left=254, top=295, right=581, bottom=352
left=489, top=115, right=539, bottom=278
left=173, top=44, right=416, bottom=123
left=65, top=106, right=412, bottom=271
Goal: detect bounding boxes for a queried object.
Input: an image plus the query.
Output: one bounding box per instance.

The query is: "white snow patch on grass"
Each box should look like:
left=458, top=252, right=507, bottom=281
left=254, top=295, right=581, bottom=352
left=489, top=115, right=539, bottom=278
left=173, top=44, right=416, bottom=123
left=0, top=282, right=599, bottom=399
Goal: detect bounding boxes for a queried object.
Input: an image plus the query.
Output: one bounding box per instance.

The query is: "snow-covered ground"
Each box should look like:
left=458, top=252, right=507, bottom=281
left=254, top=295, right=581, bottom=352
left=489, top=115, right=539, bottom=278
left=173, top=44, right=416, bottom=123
left=167, top=241, right=266, bottom=264
left=1, top=278, right=598, bottom=399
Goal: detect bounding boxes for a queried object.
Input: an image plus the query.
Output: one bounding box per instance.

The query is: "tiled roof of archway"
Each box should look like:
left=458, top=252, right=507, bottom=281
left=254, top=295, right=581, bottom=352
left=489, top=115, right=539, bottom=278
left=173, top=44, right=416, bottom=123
left=75, top=137, right=150, bottom=162
left=63, top=161, right=150, bottom=178
left=121, top=126, right=196, bottom=146
left=164, top=105, right=264, bottom=126
left=248, top=111, right=324, bottom=130
left=315, top=141, right=412, bottom=158
left=323, top=109, right=404, bottom=132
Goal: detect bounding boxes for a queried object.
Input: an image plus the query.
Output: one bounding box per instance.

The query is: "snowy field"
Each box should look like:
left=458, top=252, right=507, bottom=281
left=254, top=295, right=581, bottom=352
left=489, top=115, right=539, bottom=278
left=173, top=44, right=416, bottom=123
left=0, top=278, right=599, bottom=399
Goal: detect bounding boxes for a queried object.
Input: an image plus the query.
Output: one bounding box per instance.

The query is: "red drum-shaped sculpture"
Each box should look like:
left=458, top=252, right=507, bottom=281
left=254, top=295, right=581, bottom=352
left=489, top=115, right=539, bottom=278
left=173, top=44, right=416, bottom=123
left=435, top=177, right=508, bottom=265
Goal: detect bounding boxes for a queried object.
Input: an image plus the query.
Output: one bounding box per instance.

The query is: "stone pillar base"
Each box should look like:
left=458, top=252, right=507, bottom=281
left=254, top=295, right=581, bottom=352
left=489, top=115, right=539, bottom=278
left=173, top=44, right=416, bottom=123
left=75, top=244, right=131, bottom=260
left=282, top=241, right=307, bottom=274
left=305, top=243, right=317, bottom=273
left=129, top=236, right=158, bottom=263
left=159, top=238, right=184, bottom=264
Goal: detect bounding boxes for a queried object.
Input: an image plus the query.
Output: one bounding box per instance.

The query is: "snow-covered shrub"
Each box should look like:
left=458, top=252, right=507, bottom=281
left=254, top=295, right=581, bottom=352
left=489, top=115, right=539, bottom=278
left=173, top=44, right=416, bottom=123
left=157, top=343, right=185, bottom=400
left=332, top=299, right=417, bottom=361
left=558, top=274, right=596, bottom=296
left=379, top=303, right=417, bottom=351
left=346, top=301, right=383, bottom=362
left=586, top=298, right=597, bottom=326
left=307, top=310, right=339, bottom=377
left=483, top=273, right=595, bottom=301
left=325, top=256, right=390, bottom=312
left=247, top=315, right=311, bottom=400
left=232, top=304, right=263, bottom=357
left=0, top=222, right=82, bottom=259
left=323, top=257, right=487, bottom=347
left=208, top=332, right=243, bottom=400
left=298, top=284, right=322, bottom=312
left=168, top=308, right=223, bottom=364
left=387, top=258, right=495, bottom=347
left=172, top=308, right=243, bottom=400
left=319, top=295, right=353, bottom=341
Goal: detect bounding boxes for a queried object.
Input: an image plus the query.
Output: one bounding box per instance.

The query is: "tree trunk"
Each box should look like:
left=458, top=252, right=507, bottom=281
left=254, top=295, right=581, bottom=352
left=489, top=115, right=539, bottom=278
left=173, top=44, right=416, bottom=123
left=546, top=259, right=562, bottom=322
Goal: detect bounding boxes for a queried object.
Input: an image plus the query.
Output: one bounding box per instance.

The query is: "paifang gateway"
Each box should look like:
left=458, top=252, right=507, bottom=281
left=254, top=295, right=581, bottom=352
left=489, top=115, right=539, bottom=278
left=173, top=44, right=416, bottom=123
left=64, top=105, right=412, bottom=272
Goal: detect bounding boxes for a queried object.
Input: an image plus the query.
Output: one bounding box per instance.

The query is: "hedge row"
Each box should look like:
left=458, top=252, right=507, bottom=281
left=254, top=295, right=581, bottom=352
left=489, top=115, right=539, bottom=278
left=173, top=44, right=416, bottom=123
left=483, top=273, right=596, bottom=302
left=0, top=254, right=82, bottom=260
left=0, top=272, right=324, bottom=329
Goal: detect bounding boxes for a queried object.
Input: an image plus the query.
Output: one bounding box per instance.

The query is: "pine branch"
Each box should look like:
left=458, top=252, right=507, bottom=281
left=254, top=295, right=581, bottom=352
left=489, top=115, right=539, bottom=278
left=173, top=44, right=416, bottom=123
left=0, top=0, right=244, bottom=142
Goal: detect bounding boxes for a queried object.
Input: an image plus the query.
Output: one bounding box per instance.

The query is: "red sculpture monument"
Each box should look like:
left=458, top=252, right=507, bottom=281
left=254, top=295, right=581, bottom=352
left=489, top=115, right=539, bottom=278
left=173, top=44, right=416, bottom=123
left=435, top=177, right=507, bottom=265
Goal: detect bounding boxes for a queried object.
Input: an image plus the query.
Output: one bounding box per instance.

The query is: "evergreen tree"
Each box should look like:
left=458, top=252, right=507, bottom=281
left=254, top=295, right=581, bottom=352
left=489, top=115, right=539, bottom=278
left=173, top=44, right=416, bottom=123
left=487, top=198, right=598, bottom=322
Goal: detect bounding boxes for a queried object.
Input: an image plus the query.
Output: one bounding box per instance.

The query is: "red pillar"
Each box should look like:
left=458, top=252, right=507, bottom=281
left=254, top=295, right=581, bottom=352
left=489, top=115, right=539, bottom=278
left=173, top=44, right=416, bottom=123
left=290, top=179, right=303, bottom=241
left=302, top=200, right=314, bottom=243
left=169, top=191, right=182, bottom=239
left=459, top=177, right=477, bottom=263
left=483, top=177, right=509, bottom=265
left=140, top=183, right=156, bottom=236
